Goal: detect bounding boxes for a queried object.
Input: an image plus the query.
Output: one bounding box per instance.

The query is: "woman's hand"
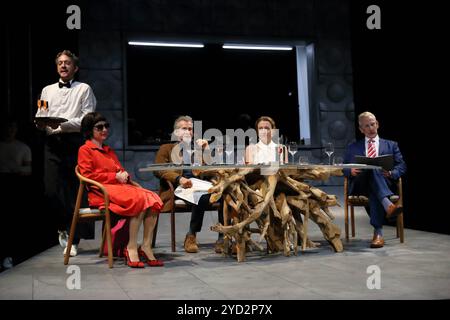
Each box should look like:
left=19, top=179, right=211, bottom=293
left=116, top=171, right=129, bottom=183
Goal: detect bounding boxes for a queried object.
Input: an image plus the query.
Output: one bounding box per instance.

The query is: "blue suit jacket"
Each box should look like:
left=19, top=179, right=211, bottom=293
left=343, top=138, right=407, bottom=180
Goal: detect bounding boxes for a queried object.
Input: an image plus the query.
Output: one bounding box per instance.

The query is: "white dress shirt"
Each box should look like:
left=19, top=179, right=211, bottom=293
left=365, top=135, right=379, bottom=157
left=37, top=79, right=96, bottom=134
left=250, top=141, right=285, bottom=164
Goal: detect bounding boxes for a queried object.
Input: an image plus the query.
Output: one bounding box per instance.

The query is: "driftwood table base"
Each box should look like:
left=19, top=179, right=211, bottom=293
left=203, top=166, right=344, bottom=262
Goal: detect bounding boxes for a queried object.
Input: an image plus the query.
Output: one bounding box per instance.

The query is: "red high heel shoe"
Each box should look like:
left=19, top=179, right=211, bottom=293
left=138, top=246, right=164, bottom=267
left=123, top=248, right=145, bottom=268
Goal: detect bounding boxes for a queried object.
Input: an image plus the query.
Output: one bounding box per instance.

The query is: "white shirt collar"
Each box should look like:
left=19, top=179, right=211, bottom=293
left=59, top=78, right=74, bottom=85
left=365, top=135, right=379, bottom=143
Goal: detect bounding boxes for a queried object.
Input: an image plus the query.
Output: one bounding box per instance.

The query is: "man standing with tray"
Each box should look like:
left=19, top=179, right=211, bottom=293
left=35, top=50, right=96, bottom=257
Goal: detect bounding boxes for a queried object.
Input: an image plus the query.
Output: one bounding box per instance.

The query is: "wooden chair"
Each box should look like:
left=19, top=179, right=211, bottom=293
left=64, top=165, right=114, bottom=268
left=152, top=178, right=220, bottom=252
left=344, top=176, right=405, bottom=243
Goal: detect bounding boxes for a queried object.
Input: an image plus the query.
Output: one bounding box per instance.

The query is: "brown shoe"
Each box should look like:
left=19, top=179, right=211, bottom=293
left=184, top=234, right=199, bottom=253
left=214, top=240, right=224, bottom=254
left=370, top=234, right=385, bottom=248
left=386, top=203, right=403, bottom=219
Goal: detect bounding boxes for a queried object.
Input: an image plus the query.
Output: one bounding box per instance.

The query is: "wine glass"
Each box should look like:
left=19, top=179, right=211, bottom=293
left=225, top=149, right=234, bottom=165
left=215, top=143, right=224, bottom=164
left=184, top=148, right=194, bottom=165
left=192, top=149, right=202, bottom=166
left=324, top=142, right=334, bottom=165
left=225, top=136, right=234, bottom=165
left=288, top=142, right=298, bottom=164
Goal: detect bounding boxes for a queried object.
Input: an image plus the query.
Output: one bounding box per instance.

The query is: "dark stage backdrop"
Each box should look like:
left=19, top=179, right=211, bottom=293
left=1, top=0, right=448, bottom=270
left=126, top=44, right=299, bottom=145
left=2, top=0, right=81, bottom=262
left=349, top=1, right=448, bottom=234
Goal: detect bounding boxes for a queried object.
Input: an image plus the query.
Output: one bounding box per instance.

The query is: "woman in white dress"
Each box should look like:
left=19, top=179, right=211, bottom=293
left=245, top=116, right=288, bottom=165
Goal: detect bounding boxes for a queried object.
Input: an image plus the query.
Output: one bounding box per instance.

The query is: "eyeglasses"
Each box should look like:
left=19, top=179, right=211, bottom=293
left=94, top=123, right=110, bottom=131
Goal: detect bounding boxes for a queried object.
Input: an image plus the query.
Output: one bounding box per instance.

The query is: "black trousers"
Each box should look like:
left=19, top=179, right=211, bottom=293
left=44, top=133, right=93, bottom=244
left=189, top=193, right=224, bottom=239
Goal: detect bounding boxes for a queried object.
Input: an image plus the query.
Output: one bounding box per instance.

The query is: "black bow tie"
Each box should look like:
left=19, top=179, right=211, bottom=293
left=58, top=81, right=71, bottom=88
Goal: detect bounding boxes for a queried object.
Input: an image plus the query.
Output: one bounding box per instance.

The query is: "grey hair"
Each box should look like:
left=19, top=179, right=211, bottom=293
left=173, top=115, right=193, bottom=131
left=55, top=50, right=79, bottom=67
left=358, top=111, right=376, bottom=127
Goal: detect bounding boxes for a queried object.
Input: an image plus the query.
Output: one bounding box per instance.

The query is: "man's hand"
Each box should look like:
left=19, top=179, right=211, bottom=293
left=351, top=168, right=361, bottom=176
left=179, top=177, right=193, bottom=188
left=35, top=120, right=46, bottom=130
left=116, top=171, right=129, bottom=184
left=48, top=123, right=60, bottom=129
left=382, top=170, right=392, bottom=178
left=195, top=139, right=209, bottom=149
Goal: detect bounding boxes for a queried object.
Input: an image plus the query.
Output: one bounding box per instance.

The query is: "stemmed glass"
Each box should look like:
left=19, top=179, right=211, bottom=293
left=288, top=142, right=298, bottom=164
left=215, top=143, right=224, bottom=164
left=225, top=149, right=234, bottom=165
left=225, top=136, right=234, bottom=165
left=185, top=148, right=194, bottom=165
left=324, top=142, right=334, bottom=165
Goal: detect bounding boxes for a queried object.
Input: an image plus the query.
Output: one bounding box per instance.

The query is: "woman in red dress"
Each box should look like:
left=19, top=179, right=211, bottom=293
left=78, top=112, right=163, bottom=268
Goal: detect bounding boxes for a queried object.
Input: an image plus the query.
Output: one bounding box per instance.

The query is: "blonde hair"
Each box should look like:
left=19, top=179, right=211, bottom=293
left=255, top=116, right=276, bottom=130
left=358, top=111, right=376, bottom=127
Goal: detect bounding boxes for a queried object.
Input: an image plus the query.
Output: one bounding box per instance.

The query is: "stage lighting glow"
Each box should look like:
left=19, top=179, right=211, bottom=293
left=128, top=41, right=204, bottom=48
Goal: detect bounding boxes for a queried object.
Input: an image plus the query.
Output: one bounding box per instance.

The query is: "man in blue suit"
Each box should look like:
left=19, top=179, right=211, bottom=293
left=344, top=112, right=407, bottom=248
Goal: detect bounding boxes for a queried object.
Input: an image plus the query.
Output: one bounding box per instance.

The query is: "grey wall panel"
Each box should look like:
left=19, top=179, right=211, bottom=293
left=209, top=0, right=246, bottom=35
left=101, top=109, right=124, bottom=150
left=276, top=0, right=314, bottom=38
left=79, top=70, right=122, bottom=111
left=124, top=0, right=205, bottom=33
left=317, top=75, right=353, bottom=112
left=315, top=0, right=351, bottom=40
left=319, top=112, right=355, bottom=149
left=79, top=31, right=122, bottom=70
left=317, top=40, right=353, bottom=75
left=83, top=0, right=122, bottom=31
left=122, top=150, right=159, bottom=191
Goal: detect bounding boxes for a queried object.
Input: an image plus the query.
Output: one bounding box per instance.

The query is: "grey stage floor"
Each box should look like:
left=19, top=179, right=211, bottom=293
left=1, top=186, right=449, bottom=300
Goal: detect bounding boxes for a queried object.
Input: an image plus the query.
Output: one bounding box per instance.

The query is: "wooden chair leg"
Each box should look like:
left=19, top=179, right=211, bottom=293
left=64, top=211, right=80, bottom=265
left=344, top=178, right=349, bottom=240
left=344, top=202, right=349, bottom=241
left=170, top=212, right=176, bottom=252
left=99, top=220, right=106, bottom=257
left=104, top=212, right=113, bottom=268
left=396, top=220, right=399, bottom=238
left=397, top=213, right=405, bottom=243
left=152, top=213, right=159, bottom=248
left=350, top=206, right=355, bottom=237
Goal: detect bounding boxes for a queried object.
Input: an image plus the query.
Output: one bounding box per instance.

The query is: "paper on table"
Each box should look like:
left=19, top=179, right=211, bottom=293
left=174, top=177, right=213, bottom=205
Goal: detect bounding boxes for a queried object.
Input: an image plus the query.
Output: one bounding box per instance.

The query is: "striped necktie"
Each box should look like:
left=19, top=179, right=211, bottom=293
left=367, top=139, right=376, bottom=158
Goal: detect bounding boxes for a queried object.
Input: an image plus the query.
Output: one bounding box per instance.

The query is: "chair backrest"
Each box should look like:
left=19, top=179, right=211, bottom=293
left=75, top=165, right=110, bottom=214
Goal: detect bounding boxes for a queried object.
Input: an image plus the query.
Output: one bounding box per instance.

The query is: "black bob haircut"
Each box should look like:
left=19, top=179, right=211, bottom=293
left=81, top=112, right=107, bottom=140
